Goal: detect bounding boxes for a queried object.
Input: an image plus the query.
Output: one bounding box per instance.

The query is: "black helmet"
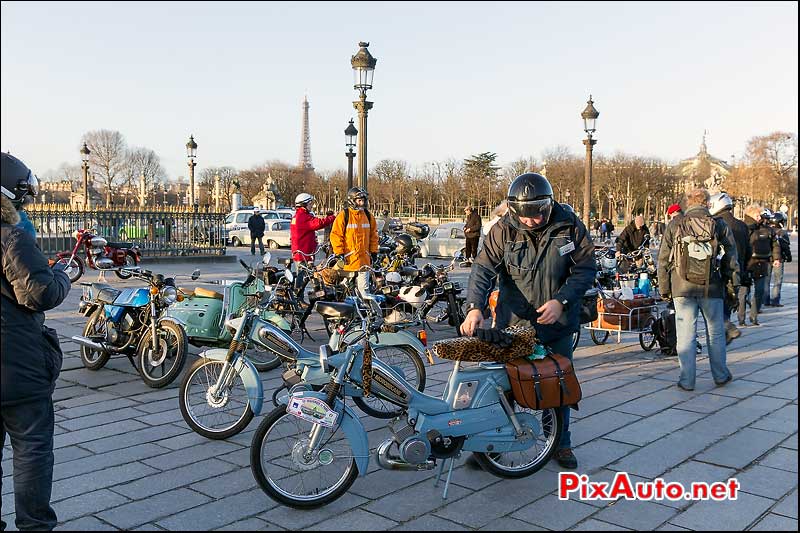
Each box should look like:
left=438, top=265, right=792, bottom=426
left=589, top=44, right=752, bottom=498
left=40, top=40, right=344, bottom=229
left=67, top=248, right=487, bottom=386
left=1, top=152, right=39, bottom=208
left=394, top=233, right=416, bottom=255
left=771, top=212, right=787, bottom=226
left=507, top=172, right=554, bottom=230
left=346, top=187, right=368, bottom=209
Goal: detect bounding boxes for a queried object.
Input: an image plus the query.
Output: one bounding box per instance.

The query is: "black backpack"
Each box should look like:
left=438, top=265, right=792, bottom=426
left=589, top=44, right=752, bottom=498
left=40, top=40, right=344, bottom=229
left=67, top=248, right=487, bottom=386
left=652, top=307, right=677, bottom=356
left=751, top=226, right=774, bottom=259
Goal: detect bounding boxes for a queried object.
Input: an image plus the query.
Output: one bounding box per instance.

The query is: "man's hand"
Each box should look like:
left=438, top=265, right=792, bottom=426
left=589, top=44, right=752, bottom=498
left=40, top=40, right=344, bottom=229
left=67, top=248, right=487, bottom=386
left=460, top=309, right=484, bottom=336
left=774, top=260, right=781, bottom=268
left=536, top=300, right=564, bottom=325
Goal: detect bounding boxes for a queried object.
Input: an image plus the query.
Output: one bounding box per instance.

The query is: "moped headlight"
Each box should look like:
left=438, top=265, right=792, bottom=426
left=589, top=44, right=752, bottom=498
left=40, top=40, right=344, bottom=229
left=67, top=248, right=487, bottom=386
left=160, top=286, right=178, bottom=305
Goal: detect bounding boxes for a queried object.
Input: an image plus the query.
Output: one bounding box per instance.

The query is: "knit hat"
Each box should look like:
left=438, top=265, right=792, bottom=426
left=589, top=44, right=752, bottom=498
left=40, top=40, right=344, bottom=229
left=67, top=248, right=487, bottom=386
left=667, top=203, right=682, bottom=215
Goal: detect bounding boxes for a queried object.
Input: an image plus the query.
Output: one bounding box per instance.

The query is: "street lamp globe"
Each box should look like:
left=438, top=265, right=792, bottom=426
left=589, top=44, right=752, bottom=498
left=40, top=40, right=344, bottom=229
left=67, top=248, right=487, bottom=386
left=80, top=142, right=91, bottom=163
left=186, top=135, right=198, bottom=159
left=581, top=95, right=599, bottom=135
left=345, top=119, right=358, bottom=150
left=351, top=42, right=377, bottom=90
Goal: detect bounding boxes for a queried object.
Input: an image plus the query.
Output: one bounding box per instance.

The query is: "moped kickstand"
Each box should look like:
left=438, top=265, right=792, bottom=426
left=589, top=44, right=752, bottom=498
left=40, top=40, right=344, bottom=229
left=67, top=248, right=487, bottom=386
left=433, top=453, right=459, bottom=499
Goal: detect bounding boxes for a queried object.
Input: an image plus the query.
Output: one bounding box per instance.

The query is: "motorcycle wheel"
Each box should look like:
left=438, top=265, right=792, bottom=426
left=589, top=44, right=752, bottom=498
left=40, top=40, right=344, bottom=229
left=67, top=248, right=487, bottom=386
left=472, top=401, right=562, bottom=478
left=136, top=321, right=188, bottom=388
left=56, top=256, right=84, bottom=283
left=115, top=252, right=138, bottom=279
left=591, top=330, right=610, bottom=345
left=352, top=345, right=426, bottom=419
left=250, top=406, right=358, bottom=509
left=80, top=308, right=112, bottom=370
left=639, top=317, right=657, bottom=352
left=179, top=357, right=254, bottom=439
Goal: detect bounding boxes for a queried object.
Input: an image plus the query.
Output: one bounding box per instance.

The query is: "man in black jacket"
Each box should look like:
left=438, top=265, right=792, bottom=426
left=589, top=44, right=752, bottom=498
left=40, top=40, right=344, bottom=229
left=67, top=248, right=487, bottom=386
left=463, top=206, right=482, bottom=266
left=247, top=208, right=266, bottom=256
left=709, top=192, right=751, bottom=342
left=461, top=173, right=596, bottom=469
left=616, top=215, right=650, bottom=272
left=766, top=212, right=791, bottom=307
left=742, top=205, right=781, bottom=325
left=2, top=153, right=71, bottom=531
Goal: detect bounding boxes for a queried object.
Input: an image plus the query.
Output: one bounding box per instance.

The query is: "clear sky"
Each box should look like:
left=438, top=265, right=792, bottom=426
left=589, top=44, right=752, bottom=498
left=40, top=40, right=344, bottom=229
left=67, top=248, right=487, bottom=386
left=2, top=1, right=797, bottom=181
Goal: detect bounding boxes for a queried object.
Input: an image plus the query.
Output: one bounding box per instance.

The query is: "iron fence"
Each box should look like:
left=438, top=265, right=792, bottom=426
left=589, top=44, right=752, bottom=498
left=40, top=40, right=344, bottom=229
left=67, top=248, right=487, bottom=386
left=27, top=204, right=227, bottom=258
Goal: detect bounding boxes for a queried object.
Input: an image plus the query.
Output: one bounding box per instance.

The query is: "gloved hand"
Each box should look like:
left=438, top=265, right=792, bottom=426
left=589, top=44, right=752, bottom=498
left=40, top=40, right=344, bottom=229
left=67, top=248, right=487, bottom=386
left=326, top=210, right=334, bottom=216
left=475, top=328, right=514, bottom=349
left=370, top=252, right=378, bottom=263
left=661, top=292, right=672, bottom=303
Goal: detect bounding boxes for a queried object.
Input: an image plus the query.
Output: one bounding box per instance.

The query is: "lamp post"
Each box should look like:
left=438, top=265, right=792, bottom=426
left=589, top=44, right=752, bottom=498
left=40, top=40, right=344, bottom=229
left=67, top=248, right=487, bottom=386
left=186, top=135, right=198, bottom=208
left=344, top=118, right=358, bottom=191
left=334, top=186, right=340, bottom=211
left=80, top=142, right=91, bottom=210
left=581, top=95, right=599, bottom=227
left=414, top=187, right=419, bottom=221
left=646, top=193, right=652, bottom=222
left=565, top=188, right=571, bottom=207
left=351, top=41, right=377, bottom=192
left=608, top=193, right=614, bottom=226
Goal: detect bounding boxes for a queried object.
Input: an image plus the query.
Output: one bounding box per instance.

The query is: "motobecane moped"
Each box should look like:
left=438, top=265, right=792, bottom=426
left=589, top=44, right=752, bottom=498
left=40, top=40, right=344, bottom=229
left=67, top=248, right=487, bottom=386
left=178, top=294, right=429, bottom=440
left=249, top=303, right=564, bottom=509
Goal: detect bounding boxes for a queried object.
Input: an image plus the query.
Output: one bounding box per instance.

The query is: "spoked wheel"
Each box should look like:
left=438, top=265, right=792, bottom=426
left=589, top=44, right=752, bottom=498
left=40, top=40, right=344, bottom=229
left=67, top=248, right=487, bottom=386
left=472, top=402, right=563, bottom=478
left=352, top=345, right=426, bottom=419
left=115, top=253, right=137, bottom=279
left=571, top=329, right=581, bottom=351
left=80, top=308, right=111, bottom=370
left=245, top=345, right=282, bottom=372
left=250, top=406, right=358, bottom=509
left=639, top=317, right=657, bottom=351
left=179, top=358, right=254, bottom=439
left=136, top=322, right=188, bottom=388
left=591, top=329, right=610, bottom=345
left=56, top=256, right=84, bottom=283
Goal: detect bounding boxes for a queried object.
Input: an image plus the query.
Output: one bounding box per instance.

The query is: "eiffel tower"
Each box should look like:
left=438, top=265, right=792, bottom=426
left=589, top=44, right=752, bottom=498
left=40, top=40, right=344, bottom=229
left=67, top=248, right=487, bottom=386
left=299, top=95, right=314, bottom=172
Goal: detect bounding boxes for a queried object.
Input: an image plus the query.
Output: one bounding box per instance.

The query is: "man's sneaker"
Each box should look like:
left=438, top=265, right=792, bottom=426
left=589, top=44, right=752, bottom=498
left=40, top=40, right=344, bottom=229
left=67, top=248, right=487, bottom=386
left=715, top=374, right=733, bottom=387
left=774, top=303, right=784, bottom=307
left=553, top=448, right=578, bottom=469
left=725, top=323, right=741, bottom=345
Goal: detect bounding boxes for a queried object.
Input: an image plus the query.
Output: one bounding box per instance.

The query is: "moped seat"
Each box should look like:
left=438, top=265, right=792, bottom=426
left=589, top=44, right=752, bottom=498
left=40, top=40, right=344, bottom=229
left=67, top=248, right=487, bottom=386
left=314, top=301, right=356, bottom=320
left=432, top=326, right=539, bottom=363
left=190, top=287, right=224, bottom=300
left=106, top=242, right=134, bottom=249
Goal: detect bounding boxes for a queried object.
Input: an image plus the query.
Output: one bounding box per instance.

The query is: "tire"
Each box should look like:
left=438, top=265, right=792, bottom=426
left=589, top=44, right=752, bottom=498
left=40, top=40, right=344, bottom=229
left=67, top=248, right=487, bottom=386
left=423, top=298, right=452, bottom=333
left=250, top=406, right=358, bottom=509
left=179, top=357, right=255, bottom=439
left=591, top=329, right=609, bottom=345
left=246, top=345, right=282, bottom=372
left=114, top=252, right=138, bottom=279
left=231, top=237, right=242, bottom=247
left=136, top=321, right=189, bottom=388
left=639, top=317, right=657, bottom=351
left=571, top=329, right=581, bottom=351
left=472, top=403, right=562, bottom=478
left=56, top=256, right=84, bottom=283
left=352, top=345, right=426, bottom=419
left=267, top=239, right=279, bottom=250
left=80, top=308, right=112, bottom=370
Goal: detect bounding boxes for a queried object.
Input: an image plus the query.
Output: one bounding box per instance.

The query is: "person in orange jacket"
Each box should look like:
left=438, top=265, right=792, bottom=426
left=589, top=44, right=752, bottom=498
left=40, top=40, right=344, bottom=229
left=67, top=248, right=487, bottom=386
left=329, top=187, right=378, bottom=296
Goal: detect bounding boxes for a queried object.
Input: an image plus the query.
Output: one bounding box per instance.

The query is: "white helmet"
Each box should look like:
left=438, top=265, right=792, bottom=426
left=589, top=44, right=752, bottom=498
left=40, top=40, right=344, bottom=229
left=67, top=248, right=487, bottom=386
left=295, top=193, right=314, bottom=207
left=397, top=285, right=426, bottom=307
left=709, top=192, right=733, bottom=215
left=385, top=271, right=402, bottom=284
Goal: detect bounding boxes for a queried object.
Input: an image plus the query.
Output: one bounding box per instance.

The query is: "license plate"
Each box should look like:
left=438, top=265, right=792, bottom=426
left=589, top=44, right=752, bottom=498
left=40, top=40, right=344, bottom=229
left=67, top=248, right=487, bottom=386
left=286, top=394, right=338, bottom=427
left=314, top=290, right=326, bottom=298
left=443, top=282, right=453, bottom=290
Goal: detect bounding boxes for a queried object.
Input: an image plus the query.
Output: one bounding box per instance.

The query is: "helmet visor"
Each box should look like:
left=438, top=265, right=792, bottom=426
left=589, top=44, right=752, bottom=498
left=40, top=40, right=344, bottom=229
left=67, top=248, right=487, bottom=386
left=508, top=197, right=553, bottom=219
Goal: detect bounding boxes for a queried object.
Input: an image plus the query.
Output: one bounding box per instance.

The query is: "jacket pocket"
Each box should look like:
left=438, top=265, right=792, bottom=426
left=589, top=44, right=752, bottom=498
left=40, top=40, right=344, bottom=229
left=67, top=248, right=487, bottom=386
left=41, top=325, right=64, bottom=383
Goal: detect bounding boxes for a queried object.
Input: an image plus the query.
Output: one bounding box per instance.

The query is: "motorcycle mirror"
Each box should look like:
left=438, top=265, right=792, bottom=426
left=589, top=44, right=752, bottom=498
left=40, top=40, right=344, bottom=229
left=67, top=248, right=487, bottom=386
left=191, top=269, right=201, bottom=280
left=285, top=269, right=294, bottom=283
left=262, top=252, right=272, bottom=265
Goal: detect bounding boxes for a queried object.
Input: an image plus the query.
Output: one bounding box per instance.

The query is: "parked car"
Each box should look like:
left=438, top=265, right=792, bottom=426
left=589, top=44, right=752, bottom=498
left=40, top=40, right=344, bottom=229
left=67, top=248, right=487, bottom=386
left=228, top=219, right=291, bottom=249
left=418, top=222, right=466, bottom=258
left=275, top=208, right=295, bottom=220
left=224, top=208, right=281, bottom=242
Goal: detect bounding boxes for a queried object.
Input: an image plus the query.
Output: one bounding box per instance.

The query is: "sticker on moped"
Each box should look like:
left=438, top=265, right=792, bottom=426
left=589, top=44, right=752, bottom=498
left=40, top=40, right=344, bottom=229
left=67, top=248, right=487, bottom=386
left=286, top=396, right=338, bottom=427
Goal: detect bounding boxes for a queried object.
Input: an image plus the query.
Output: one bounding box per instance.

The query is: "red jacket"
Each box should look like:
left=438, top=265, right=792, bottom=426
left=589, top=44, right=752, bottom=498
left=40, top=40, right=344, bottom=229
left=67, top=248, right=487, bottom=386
left=291, top=207, right=335, bottom=262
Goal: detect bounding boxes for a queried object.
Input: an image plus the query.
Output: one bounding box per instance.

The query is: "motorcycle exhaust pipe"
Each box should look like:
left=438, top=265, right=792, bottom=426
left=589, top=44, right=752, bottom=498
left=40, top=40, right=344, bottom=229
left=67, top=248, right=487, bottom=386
left=71, top=335, right=113, bottom=353
left=375, top=439, right=435, bottom=471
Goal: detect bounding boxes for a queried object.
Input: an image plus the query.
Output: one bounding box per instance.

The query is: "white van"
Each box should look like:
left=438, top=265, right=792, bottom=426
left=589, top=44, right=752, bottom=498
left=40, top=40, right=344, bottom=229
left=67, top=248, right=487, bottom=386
left=224, top=208, right=281, bottom=243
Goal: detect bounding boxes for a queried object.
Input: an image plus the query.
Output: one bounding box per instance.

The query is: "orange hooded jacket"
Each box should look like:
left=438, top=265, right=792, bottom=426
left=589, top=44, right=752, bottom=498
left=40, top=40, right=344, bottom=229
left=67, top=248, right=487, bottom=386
left=329, top=208, right=379, bottom=271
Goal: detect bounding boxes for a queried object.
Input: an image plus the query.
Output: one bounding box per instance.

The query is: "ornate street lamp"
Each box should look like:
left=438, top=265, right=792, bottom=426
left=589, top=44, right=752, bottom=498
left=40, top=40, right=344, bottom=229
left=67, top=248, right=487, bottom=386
left=608, top=192, right=614, bottom=224
left=344, top=118, right=358, bottom=191
left=414, top=187, right=419, bottom=221
left=581, top=95, right=599, bottom=227
left=334, top=186, right=340, bottom=210
left=351, top=41, right=377, bottom=192
left=186, top=134, right=198, bottom=208
left=565, top=188, right=571, bottom=206
left=80, top=142, right=91, bottom=210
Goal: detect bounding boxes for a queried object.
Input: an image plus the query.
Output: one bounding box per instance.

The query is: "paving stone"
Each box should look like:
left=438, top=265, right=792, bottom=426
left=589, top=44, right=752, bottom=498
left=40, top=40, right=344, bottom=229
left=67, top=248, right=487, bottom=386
left=52, top=385, right=93, bottom=402
left=780, top=432, right=798, bottom=450
left=261, top=492, right=368, bottom=529
left=758, top=447, right=798, bottom=472
left=53, top=419, right=149, bottom=449
left=654, top=522, right=693, bottom=531
left=156, top=430, right=216, bottom=451
left=670, top=491, right=774, bottom=530
left=391, top=515, right=468, bottom=530
left=571, top=438, right=638, bottom=474
left=134, top=409, right=187, bottom=426
left=59, top=515, right=120, bottom=531
left=771, top=488, right=798, bottom=519
left=696, top=427, right=788, bottom=468
left=759, top=377, right=799, bottom=400
left=51, top=461, right=159, bottom=502
left=749, top=404, right=798, bottom=434
left=53, top=443, right=167, bottom=481
left=511, top=493, right=597, bottom=530
left=750, top=513, right=798, bottom=531
left=350, top=466, right=438, bottom=499
left=478, top=516, right=546, bottom=530
left=98, top=488, right=211, bottom=529
left=56, top=407, right=150, bottom=432
left=113, top=458, right=238, bottom=499
left=447, top=460, right=503, bottom=490
left=571, top=518, right=632, bottom=530
left=155, top=488, right=277, bottom=531
left=605, top=408, right=704, bottom=446
left=734, top=465, right=798, bottom=500
left=665, top=391, right=739, bottom=414
left=80, top=424, right=187, bottom=453
left=216, top=517, right=279, bottom=530
left=52, top=488, right=130, bottom=523
left=61, top=368, right=142, bottom=389
left=740, top=363, right=797, bottom=384
left=305, top=508, right=397, bottom=531
left=363, top=477, right=471, bottom=522
left=614, top=388, right=688, bottom=417
left=571, top=409, right=642, bottom=447
left=592, top=499, right=678, bottom=530
left=567, top=469, right=655, bottom=508
left=706, top=379, right=771, bottom=399
left=191, top=467, right=259, bottom=499
left=54, top=391, right=119, bottom=410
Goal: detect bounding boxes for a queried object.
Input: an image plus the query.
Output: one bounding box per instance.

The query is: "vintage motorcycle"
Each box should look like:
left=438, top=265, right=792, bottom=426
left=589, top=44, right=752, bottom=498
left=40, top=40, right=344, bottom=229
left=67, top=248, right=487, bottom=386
left=52, top=228, right=141, bottom=283
left=72, top=267, right=189, bottom=388
left=178, top=291, right=428, bottom=440
left=250, top=307, right=563, bottom=509
left=164, top=254, right=291, bottom=372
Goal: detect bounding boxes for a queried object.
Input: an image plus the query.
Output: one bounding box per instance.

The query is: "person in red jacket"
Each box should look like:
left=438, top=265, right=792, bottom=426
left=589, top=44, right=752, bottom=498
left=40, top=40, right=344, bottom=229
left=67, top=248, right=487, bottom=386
left=290, top=193, right=335, bottom=299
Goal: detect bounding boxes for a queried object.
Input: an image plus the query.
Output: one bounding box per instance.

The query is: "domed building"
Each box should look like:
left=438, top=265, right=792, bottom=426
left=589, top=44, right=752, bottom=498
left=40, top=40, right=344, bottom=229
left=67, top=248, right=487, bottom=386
left=672, top=133, right=732, bottom=194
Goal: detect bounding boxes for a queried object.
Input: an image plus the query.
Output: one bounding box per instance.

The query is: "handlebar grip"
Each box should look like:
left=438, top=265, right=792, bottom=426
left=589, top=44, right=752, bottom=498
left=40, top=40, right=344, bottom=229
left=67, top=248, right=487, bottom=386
left=239, top=259, right=250, bottom=270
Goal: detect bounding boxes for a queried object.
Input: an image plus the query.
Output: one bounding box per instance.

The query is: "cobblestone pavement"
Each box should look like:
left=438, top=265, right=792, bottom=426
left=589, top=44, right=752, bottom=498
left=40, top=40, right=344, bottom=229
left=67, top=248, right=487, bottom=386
left=2, top=247, right=797, bottom=531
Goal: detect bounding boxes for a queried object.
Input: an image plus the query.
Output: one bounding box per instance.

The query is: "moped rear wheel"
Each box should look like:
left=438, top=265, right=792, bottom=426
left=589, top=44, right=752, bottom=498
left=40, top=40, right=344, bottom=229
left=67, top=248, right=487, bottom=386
left=250, top=406, right=358, bottom=509
left=136, top=321, right=188, bottom=388
left=114, top=253, right=138, bottom=279
left=179, top=357, right=254, bottom=439
left=472, top=404, right=562, bottom=478
left=352, top=345, right=426, bottom=419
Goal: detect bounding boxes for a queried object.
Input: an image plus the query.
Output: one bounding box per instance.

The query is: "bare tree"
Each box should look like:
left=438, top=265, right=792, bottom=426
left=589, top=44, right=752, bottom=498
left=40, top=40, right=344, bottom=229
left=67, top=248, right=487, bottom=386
left=120, top=147, right=167, bottom=206
left=199, top=166, right=239, bottom=211
left=81, top=130, right=127, bottom=207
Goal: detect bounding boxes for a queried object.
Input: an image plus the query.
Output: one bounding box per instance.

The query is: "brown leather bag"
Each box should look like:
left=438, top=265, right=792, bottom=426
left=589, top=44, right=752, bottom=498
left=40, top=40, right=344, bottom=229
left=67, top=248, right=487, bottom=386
left=505, top=353, right=582, bottom=410
left=594, top=297, right=654, bottom=330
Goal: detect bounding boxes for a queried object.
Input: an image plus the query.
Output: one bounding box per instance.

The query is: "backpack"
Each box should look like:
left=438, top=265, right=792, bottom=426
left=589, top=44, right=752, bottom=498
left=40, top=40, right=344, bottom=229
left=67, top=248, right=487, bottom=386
left=651, top=307, right=677, bottom=356
left=778, top=233, right=792, bottom=262
left=672, top=215, right=718, bottom=295
left=342, top=207, right=373, bottom=229
left=751, top=226, right=773, bottom=259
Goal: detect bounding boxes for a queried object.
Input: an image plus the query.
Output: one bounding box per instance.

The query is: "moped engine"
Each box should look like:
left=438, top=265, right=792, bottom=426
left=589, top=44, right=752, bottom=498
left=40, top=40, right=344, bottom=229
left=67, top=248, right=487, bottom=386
left=375, top=421, right=435, bottom=471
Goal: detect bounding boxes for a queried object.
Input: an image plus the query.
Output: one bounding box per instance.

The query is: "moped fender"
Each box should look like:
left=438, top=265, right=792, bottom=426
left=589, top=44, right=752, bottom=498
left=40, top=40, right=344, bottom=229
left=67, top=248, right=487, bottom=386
left=276, top=390, right=369, bottom=476
left=198, top=348, right=264, bottom=415
left=158, top=316, right=186, bottom=329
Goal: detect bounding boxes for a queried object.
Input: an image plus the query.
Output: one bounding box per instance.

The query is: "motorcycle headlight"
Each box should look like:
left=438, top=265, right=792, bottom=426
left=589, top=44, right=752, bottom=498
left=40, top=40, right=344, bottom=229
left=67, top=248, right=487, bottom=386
left=160, top=286, right=178, bottom=305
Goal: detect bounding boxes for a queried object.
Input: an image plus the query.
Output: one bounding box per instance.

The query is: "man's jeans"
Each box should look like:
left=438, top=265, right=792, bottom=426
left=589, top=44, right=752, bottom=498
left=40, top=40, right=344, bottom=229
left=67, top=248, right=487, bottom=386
left=751, top=275, right=768, bottom=318
left=545, top=335, right=574, bottom=450
left=770, top=261, right=785, bottom=305
left=1, top=398, right=57, bottom=531
left=736, top=285, right=750, bottom=325
left=764, top=263, right=773, bottom=306
left=673, top=296, right=731, bottom=390
left=250, top=235, right=265, bottom=256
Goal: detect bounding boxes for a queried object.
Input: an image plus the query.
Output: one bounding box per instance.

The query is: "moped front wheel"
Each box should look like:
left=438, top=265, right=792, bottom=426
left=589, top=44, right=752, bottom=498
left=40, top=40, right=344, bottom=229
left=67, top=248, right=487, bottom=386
left=472, top=404, right=563, bottom=478
left=250, top=406, right=358, bottom=509
left=352, top=345, right=426, bottom=419
left=80, top=308, right=111, bottom=370
left=179, top=357, right=254, bottom=439
left=136, top=321, right=188, bottom=388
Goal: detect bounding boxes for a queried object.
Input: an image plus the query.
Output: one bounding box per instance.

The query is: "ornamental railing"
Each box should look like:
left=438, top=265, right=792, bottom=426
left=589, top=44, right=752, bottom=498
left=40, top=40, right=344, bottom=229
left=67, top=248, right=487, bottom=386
left=26, top=204, right=227, bottom=258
